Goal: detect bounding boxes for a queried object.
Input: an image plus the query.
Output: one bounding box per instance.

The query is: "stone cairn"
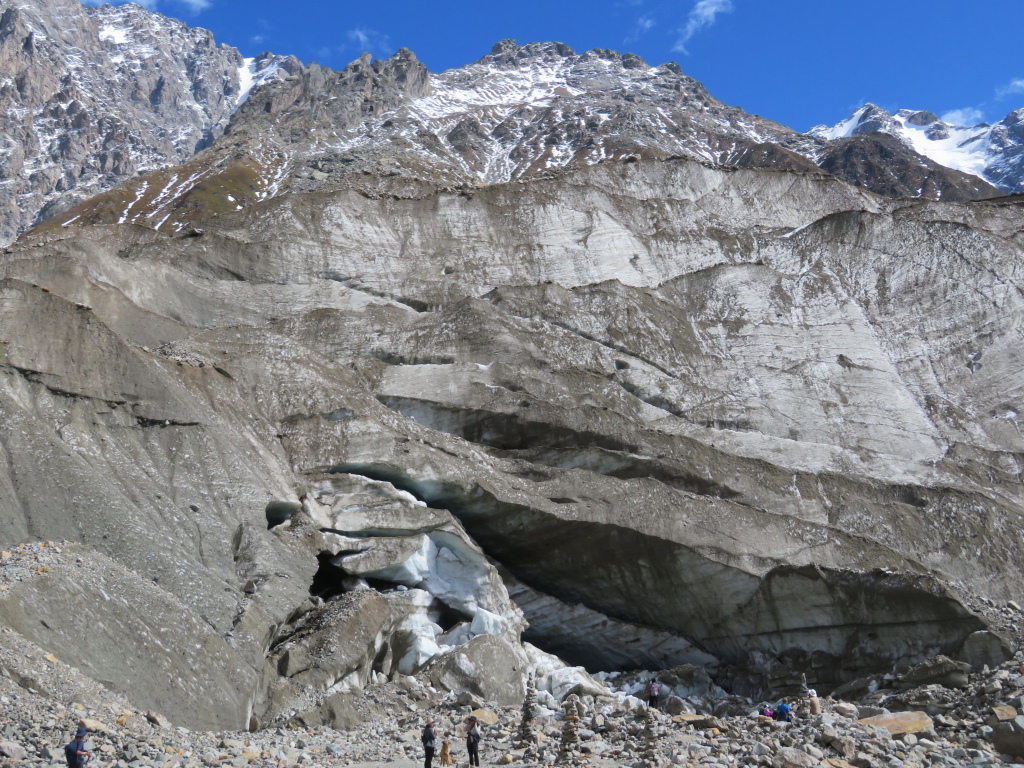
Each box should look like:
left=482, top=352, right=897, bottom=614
left=516, top=674, right=540, bottom=748
left=639, top=704, right=664, bottom=767
left=556, top=694, right=585, bottom=765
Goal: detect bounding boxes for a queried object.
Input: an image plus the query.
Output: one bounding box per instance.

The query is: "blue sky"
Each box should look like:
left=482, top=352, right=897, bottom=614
left=89, top=0, right=1024, bottom=132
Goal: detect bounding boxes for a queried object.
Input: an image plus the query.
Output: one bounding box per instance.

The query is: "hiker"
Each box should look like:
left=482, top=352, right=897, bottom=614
left=464, top=715, right=482, bottom=767
left=65, top=726, right=92, bottom=768
left=773, top=697, right=792, bottom=722
left=647, top=678, right=661, bottom=709
left=421, top=716, right=437, bottom=768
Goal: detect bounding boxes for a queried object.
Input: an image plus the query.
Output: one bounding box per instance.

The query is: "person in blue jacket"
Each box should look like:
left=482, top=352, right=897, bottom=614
left=774, top=697, right=792, bottom=722
left=64, top=727, right=92, bottom=767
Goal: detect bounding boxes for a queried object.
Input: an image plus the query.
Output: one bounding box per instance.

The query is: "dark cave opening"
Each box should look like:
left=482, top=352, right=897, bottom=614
left=309, top=552, right=349, bottom=600
left=265, top=500, right=301, bottom=530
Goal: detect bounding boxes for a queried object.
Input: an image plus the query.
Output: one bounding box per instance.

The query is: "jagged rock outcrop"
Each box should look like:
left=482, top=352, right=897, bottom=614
left=1, top=152, right=1023, bottom=727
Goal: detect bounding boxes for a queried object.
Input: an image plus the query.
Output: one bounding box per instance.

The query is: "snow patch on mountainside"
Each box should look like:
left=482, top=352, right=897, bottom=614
left=97, top=24, right=129, bottom=45
left=237, top=56, right=287, bottom=109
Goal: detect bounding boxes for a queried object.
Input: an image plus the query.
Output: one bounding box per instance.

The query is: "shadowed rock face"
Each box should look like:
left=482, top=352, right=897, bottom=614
left=817, top=133, right=1000, bottom=202
left=1, top=156, right=1022, bottom=727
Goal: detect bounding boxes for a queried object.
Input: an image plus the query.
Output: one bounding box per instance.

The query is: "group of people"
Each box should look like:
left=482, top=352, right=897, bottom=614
left=421, top=714, right=482, bottom=768
left=67, top=681, right=823, bottom=768
left=760, top=688, right=820, bottom=722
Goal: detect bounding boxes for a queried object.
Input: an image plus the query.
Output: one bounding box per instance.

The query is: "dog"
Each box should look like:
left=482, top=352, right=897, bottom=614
left=438, top=739, right=452, bottom=767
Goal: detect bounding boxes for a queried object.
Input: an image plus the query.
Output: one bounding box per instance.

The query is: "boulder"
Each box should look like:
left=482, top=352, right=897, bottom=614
left=145, top=711, right=171, bottom=728
left=260, top=589, right=402, bottom=723
left=832, top=702, right=859, bottom=719
left=0, top=741, right=26, bottom=760
left=990, top=715, right=1024, bottom=758
left=958, top=630, right=1012, bottom=670
left=78, top=719, right=110, bottom=733
left=425, top=634, right=528, bottom=705
left=991, top=705, right=1018, bottom=724
left=829, top=677, right=878, bottom=700
left=897, top=656, right=971, bottom=690
left=772, top=747, right=818, bottom=768
left=856, top=711, right=933, bottom=737
left=542, top=666, right=609, bottom=701
left=469, top=708, right=500, bottom=725
left=663, top=695, right=688, bottom=715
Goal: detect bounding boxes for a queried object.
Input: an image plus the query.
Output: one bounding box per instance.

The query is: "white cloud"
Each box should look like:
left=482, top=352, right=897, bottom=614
left=344, top=27, right=392, bottom=57
left=625, top=15, right=656, bottom=44
left=180, top=0, right=211, bottom=11
left=996, top=78, right=1024, bottom=99
left=673, top=0, right=733, bottom=53
left=941, top=107, right=985, bottom=126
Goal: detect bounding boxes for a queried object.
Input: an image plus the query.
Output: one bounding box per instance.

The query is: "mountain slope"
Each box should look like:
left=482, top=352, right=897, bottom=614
left=0, top=0, right=296, bottom=245
left=4, top=156, right=1023, bottom=726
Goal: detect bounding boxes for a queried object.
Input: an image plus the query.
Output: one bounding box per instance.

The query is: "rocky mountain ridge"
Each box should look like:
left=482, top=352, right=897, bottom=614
left=1, top=0, right=1015, bottom=245
left=49, top=39, right=1001, bottom=238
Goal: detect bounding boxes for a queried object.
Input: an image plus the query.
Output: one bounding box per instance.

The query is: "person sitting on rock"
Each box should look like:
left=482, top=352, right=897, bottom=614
left=773, top=697, right=792, bottom=722
left=64, top=727, right=92, bottom=768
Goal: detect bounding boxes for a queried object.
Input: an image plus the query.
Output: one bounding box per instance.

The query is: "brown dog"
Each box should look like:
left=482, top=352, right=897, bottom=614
left=438, top=739, right=452, bottom=767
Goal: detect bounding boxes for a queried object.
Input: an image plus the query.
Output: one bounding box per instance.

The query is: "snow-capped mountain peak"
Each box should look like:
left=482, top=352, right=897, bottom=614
left=809, top=103, right=1024, bottom=193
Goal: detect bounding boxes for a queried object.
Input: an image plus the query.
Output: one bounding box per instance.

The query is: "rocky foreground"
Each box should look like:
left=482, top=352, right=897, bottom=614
left=4, top=605, right=1024, bottom=768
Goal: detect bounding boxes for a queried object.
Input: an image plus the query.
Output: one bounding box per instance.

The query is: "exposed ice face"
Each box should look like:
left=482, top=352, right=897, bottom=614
left=357, top=530, right=511, bottom=636
left=389, top=589, right=445, bottom=674
left=318, top=474, right=525, bottom=678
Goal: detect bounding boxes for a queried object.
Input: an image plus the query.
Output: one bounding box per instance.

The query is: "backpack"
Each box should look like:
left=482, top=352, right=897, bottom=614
left=64, top=741, right=81, bottom=767
left=649, top=682, right=660, bottom=696
left=467, top=723, right=481, bottom=743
